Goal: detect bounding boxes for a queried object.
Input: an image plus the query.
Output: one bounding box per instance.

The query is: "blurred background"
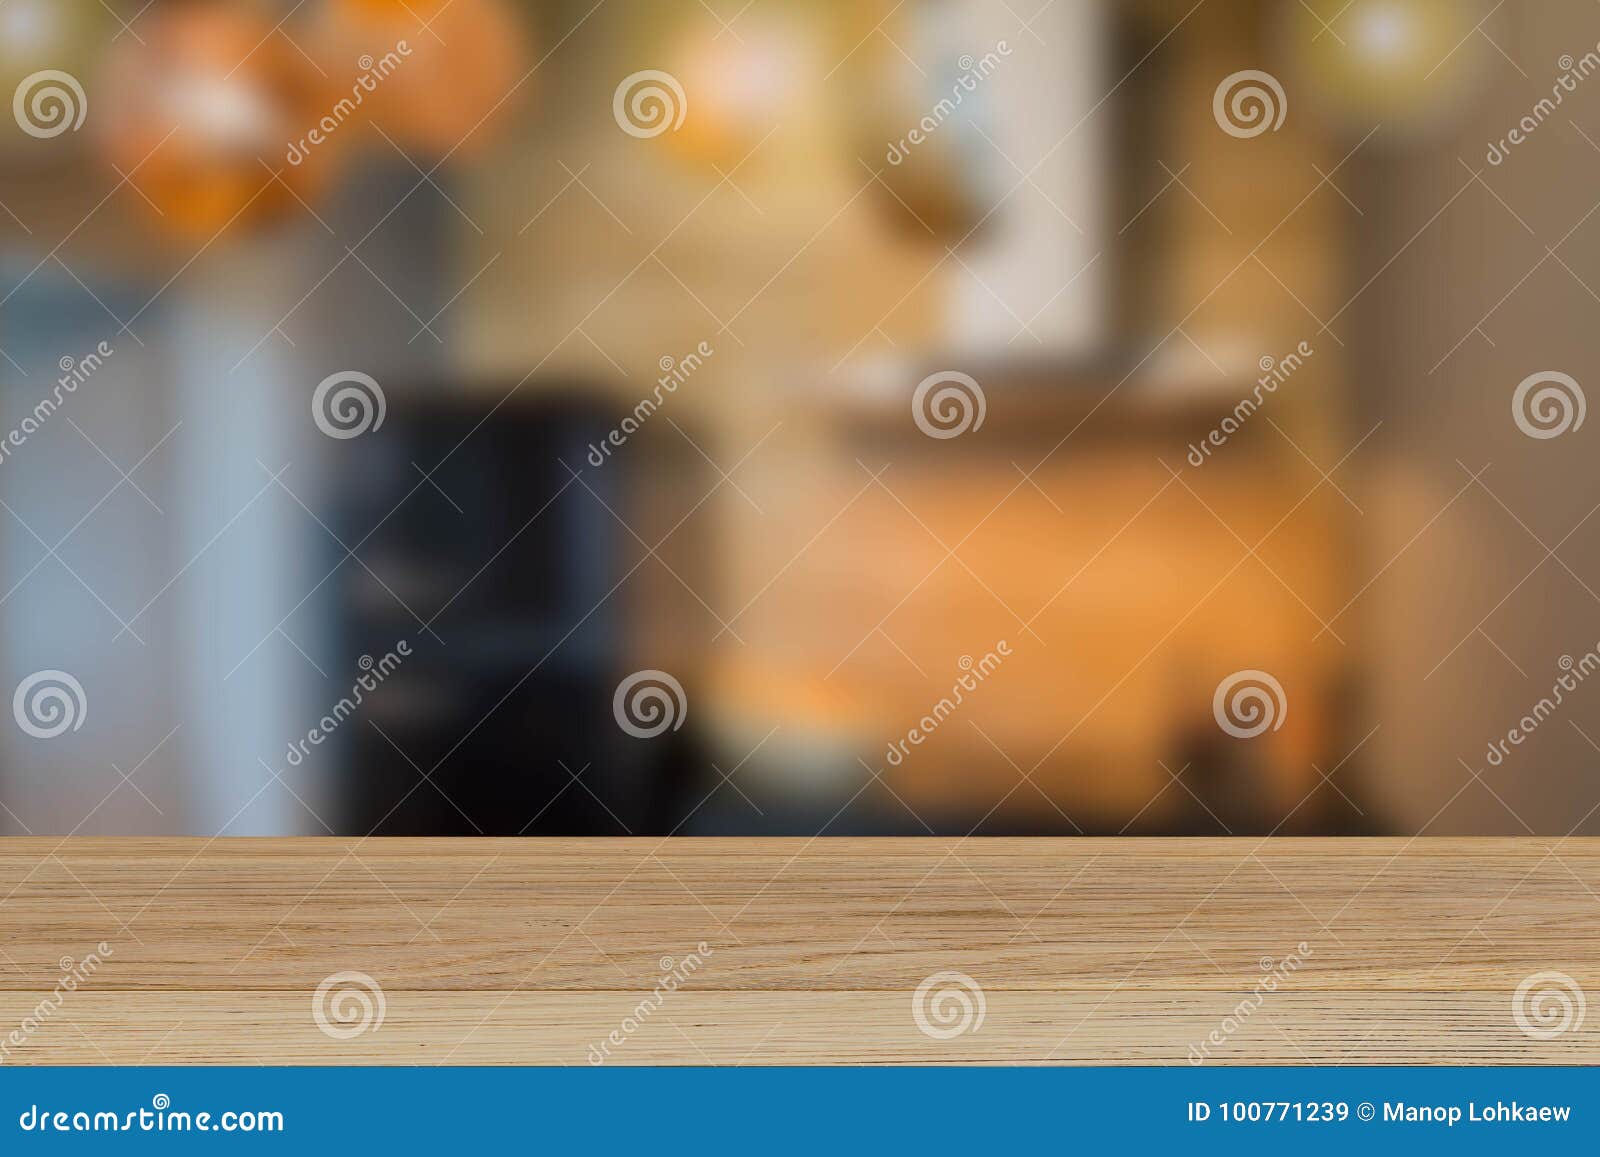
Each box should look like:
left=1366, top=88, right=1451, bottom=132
left=0, top=0, right=1597, bottom=835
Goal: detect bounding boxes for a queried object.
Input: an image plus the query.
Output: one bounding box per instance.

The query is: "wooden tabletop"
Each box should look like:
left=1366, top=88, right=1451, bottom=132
left=0, top=838, right=1594, bottom=1064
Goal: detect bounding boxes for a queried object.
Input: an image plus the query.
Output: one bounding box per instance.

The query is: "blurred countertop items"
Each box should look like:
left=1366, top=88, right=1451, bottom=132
left=0, top=0, right=1596, bottom=835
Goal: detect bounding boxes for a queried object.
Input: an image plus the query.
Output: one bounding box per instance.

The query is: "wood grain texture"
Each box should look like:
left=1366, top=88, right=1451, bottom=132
left=0, top=838, right=1595, bottom=1064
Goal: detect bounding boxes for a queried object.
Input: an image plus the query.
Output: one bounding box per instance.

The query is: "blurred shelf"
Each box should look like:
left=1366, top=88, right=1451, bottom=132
left=813, top=351, right=1267, bottom=444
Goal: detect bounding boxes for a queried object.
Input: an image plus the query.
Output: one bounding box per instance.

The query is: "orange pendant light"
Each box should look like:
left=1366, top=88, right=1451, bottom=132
left=317, top=0, right=527, bottom=158
left=97, top=2, right=335, bottom=237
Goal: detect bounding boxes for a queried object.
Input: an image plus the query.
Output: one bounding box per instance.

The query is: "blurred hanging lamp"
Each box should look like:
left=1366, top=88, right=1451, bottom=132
left=1285, top=0, right=1488, bottom=135
left=94, top=0, right=528, bottom=237
left=661, top=9, right=818, bottom=170
left=318, top=0, right=527, bottom=157
left=846, top=3, right=996, bottom=240
left=97, top=1, right=333, bottom=237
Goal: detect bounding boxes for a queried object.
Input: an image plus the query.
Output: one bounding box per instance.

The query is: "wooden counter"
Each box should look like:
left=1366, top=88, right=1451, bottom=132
left=0, top=838, right=1593, bottom=1064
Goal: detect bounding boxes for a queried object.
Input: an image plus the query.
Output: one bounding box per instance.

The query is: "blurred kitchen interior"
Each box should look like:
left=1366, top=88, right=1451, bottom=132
left=1, top=0, right=1597, bottom=835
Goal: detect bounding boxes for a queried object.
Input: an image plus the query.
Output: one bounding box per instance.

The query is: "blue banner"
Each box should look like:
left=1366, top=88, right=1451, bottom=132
left=1, top=1067, right=1593, bottom=1152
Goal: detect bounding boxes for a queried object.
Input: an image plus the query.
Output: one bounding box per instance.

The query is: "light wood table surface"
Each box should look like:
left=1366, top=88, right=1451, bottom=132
left=0, top=838, right=1594, bottom=1064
